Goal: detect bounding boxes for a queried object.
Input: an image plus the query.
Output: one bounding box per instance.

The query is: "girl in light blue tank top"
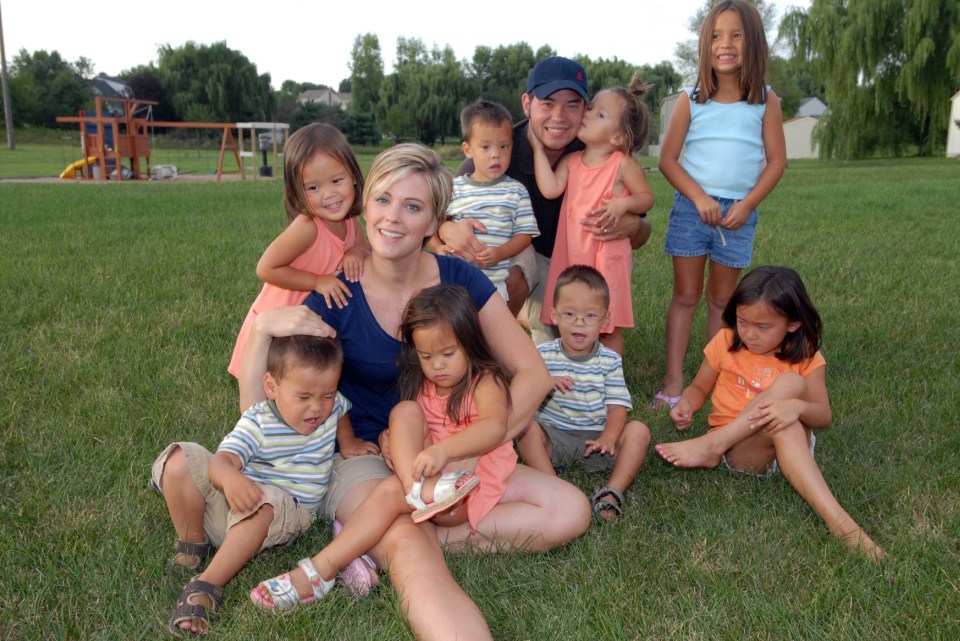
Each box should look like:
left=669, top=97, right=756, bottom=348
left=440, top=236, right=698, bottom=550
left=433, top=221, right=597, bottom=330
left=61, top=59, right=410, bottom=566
left=652, top=0, right=787, bottom=412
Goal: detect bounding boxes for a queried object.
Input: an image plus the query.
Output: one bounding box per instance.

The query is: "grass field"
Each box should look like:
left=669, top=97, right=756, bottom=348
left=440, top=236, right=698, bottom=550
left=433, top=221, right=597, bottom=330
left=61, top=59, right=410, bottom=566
left=1, top=154, right=958, bottom=640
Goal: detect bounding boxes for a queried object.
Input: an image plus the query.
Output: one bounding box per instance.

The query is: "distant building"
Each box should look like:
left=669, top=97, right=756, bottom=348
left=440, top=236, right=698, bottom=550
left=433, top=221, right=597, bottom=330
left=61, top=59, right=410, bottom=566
left=298, top=88, right=351, bottom=110
left=947, top=91, right=960, bottom=158
left=783, top=116, right=819, bottom=159
left=796, top=97, right=828, bottom=118
left=90, top=77, right=134, bottom=100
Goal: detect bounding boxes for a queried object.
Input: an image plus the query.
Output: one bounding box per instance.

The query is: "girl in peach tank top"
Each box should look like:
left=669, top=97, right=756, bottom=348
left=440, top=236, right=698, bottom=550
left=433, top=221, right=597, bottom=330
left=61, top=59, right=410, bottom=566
left=228, top=124, right=369, bottom=377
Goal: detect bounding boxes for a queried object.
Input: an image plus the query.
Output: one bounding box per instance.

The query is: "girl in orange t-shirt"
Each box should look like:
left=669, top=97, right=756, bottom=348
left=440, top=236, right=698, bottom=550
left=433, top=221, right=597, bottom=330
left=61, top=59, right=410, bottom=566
left=655, top=266, right=883, bottom=560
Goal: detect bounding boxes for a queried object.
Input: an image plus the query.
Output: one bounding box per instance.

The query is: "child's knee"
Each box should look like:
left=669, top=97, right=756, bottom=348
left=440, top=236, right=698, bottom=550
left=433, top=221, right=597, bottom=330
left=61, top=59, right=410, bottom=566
left=160, top=446, right=191, bottom=487
left=621, top=421, right=651, bottom=448
left=389, top=401, right=426, bottom=430
left=770, top=372, right=806, bottom=395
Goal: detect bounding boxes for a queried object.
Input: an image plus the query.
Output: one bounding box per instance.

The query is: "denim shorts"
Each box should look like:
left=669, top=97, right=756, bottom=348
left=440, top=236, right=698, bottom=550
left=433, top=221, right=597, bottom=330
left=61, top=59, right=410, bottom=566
left=663, top=192, right=759, bottom=269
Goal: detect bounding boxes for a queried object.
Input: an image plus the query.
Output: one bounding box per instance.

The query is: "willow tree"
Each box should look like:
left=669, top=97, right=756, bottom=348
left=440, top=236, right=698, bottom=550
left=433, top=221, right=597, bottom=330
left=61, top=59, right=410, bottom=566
left=801, top=0, right=960, bottom=158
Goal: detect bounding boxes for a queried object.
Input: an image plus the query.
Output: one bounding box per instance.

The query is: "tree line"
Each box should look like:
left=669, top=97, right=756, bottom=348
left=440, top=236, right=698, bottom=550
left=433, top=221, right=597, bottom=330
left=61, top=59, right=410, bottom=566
left=2, top=0, right=957, bottom=158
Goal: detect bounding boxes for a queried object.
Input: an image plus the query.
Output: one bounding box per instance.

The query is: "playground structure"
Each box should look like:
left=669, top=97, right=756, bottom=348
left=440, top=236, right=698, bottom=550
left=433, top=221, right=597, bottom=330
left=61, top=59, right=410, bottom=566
left=55, top=97, right=289, bottom=182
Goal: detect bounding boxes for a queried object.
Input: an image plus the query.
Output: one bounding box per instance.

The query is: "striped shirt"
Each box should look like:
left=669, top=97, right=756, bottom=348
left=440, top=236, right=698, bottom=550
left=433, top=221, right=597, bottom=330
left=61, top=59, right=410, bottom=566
left=447, top=174, right=539, bottom=285
left=217, top=395, right=350, bottom=512
left=535, top=339, right=632, bottom=432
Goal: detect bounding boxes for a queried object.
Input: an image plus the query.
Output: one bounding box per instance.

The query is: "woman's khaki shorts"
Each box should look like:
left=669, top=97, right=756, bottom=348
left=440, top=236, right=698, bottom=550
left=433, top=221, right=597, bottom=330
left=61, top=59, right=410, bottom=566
left=151, top=442, right=315, bottom=550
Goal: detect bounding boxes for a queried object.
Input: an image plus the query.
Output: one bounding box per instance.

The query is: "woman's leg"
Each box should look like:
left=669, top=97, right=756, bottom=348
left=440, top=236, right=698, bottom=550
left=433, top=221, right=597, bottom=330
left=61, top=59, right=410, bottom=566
left=658, top=256, right=708, bottom=407
left=372, top=517, right=493, bottom=641
left=437, top=464, right=590, bottom=553
left=704, top=261, right=741, bottom=340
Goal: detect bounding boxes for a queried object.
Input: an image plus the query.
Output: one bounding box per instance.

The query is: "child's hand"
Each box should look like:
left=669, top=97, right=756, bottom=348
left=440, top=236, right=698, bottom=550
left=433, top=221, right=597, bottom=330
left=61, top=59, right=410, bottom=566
left=339, top=434, right=380, bottom=459
left=693, top=195, right=722, bottom=226
left=413, top=443, right=450, bottom=480
left=222, top=474, right=264, bottom=515
left=313, top=274, right=353, bottom=309
left=747, top=399, right=801, bottom=435
left=551, top=375, right=576, bottom=393
left=589, top=194, right=630, bottom=230
left=584, top=433, right=617, bottom=458
left=669, top=399, right=694, bottom=431
left=475, top=246, right=502, bottom=268
left=720, top=200, right=751, bottom=230
left=341, top=247, right=366, bottom=282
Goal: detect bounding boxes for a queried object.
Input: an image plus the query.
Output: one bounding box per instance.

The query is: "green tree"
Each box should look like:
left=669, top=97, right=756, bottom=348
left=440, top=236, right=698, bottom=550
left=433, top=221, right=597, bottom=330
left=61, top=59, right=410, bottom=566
left=120, top=65, right=177, bottom=122
left=467, top=43, right=543, bottom=119
left=802, top=0, right=960, bottom=157
left=342, top=110, right=379, bottom=146
left=7, top=49, right=90, bottom=127
left=348, top=34, right=384, bottom=115
left=156, top=41, right=274, bottom=123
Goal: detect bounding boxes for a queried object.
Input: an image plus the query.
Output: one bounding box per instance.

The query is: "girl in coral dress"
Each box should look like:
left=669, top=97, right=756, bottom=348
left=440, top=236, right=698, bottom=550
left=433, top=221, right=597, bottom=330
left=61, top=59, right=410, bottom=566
left=532, top=76, right=655, bottom=355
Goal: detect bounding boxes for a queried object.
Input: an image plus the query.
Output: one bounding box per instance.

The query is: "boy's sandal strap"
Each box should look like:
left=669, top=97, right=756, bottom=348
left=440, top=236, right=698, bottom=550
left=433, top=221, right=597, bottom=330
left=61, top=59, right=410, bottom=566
left=168, top=579, right=224, bottom=637
left=590, top=487, right=624, bottom=517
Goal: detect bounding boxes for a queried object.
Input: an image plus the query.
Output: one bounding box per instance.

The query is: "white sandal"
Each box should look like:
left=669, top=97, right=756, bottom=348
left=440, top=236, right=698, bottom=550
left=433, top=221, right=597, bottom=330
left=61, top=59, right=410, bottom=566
left=250, top=557, right=335, bottom=612
left=405, top=471, right=480, bottom=523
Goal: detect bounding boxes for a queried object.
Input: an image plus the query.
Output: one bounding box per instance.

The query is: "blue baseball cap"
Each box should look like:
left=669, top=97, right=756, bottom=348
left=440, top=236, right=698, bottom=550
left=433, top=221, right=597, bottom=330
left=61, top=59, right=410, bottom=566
left=526, top=57, right=589, bottom=101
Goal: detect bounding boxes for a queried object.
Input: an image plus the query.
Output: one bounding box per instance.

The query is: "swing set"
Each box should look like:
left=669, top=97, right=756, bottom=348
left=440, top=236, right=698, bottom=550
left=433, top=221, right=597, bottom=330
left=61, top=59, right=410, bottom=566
left=56, top=97, right=288, bottom=182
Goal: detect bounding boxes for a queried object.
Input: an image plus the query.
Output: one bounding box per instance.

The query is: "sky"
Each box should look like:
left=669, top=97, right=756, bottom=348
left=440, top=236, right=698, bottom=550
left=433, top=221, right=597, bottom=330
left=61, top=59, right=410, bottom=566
left=2, top=0, right=809, bottom=89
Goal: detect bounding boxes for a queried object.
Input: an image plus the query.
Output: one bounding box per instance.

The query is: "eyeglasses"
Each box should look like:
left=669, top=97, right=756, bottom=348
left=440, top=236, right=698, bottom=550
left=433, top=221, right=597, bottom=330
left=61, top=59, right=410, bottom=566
left=556, top=311, right=605, bottom=326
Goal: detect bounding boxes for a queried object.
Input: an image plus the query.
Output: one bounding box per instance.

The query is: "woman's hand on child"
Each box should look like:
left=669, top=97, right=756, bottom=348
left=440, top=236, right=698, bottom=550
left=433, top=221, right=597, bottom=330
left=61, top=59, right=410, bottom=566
left=669, top=399, right=694, bottom=431
left=551, top=375, right=576, bottom=393
left=437, top=219, right=489, bottom=264
left=255, top=306, right=336, bottom=339
left=413, top=444, right=450, bottom=480
left=693, top=194, right=722, bottom=226
left=748, top=399, right=801, bottom=434
left=223, top=474, right=265, bottom=515
left=313, top=275, right=354, bottom=309
left=339, top=434, right=381, bottom=458
left=341, top=248, right=366, bottom=282
left=584, top=434, right=617, bottom=458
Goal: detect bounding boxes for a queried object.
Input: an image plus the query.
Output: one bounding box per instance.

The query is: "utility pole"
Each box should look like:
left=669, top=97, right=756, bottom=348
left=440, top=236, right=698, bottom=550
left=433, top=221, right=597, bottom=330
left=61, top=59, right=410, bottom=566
left=0, top=0, right=15, bottom=149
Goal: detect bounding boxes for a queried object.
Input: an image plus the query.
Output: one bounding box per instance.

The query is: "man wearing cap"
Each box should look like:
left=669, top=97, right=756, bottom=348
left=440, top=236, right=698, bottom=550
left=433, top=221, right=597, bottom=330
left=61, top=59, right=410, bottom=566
left=442, top=56, right=652, bottom=342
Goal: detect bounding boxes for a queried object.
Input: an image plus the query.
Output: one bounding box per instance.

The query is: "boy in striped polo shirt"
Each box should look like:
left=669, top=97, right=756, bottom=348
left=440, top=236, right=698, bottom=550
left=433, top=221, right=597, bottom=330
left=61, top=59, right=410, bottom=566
left=152, top=335, right=349, bottom=636
left=431, top=99, right=539, bottom=317
left=517, top=265, right=650, bottom=520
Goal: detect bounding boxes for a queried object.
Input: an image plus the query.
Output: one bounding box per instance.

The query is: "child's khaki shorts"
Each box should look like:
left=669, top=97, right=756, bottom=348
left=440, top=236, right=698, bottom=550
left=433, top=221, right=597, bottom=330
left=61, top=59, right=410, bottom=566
left=151, top=442, right=315, bottom=550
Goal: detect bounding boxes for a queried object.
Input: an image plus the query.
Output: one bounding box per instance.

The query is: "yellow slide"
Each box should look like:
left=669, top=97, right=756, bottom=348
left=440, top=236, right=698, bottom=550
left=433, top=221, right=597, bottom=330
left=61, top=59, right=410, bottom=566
left=59, top=156, right=99, bottom=180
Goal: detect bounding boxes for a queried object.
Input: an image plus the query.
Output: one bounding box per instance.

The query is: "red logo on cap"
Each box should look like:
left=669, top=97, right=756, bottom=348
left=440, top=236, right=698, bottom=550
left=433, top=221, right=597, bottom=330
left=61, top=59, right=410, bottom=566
left=577, top=72, right=583, bottom=81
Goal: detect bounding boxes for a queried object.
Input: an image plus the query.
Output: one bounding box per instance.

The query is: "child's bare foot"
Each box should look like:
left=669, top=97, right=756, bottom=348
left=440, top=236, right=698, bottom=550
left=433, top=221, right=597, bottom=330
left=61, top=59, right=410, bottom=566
left=655, top=439, right=723, bottom=469
left=840, top=527, right=885, bottom=561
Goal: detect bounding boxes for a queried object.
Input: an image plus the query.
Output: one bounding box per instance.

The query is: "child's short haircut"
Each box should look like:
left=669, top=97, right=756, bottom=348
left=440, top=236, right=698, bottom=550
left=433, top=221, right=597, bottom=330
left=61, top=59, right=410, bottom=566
left=460, top=99, right=513, bottom=141
left=553, top=265, right=610, bottom=309
left=266, top=335, right=343, bottom=380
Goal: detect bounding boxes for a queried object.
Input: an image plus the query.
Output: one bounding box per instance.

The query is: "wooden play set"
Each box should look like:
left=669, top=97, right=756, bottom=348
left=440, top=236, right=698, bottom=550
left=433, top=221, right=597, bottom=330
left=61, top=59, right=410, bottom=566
left=56, top=97, right=288, bottom=182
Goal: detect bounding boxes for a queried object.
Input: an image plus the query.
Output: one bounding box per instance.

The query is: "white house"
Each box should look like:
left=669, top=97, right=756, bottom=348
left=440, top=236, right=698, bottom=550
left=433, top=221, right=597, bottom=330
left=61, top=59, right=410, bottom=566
left=298, top=88, right=351, bottom=110
left=797, top=97, right=828, bottom=118
left=783, top=116, right=819, bottom=159
left=947, top=91, right=960, bottom=158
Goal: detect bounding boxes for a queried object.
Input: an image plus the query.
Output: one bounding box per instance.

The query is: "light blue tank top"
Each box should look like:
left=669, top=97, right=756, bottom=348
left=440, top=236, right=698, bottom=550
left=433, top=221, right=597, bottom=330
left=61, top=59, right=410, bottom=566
left=679, top=87, right=766, bottom=200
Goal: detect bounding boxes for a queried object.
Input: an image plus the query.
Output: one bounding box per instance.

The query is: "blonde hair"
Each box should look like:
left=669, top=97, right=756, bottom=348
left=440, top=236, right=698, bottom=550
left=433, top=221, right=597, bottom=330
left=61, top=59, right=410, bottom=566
left=602, top=74, right=653, bottom=155
left=282, top=123, right=363, bottom=223
left=363, top=144, right=452, bottom=233
left=694, top=0, right=768, bottom=104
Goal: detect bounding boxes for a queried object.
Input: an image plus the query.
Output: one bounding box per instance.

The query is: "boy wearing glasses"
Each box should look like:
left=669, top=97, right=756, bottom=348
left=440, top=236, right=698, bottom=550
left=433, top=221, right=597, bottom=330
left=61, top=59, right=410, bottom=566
left=517, top=265, right=650, bottom=520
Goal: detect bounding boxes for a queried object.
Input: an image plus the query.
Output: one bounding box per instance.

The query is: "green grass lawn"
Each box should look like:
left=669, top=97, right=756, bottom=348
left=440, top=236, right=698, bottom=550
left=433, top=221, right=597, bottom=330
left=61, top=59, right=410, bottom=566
left=1, top=157, right=958, bottom=640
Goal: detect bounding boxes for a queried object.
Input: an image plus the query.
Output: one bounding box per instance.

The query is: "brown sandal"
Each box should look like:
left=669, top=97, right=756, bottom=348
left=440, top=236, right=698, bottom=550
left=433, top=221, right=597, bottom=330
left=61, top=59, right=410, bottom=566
left=166, top=539, right=212, bottom=577
left=168, top=579, right=224, bottom=637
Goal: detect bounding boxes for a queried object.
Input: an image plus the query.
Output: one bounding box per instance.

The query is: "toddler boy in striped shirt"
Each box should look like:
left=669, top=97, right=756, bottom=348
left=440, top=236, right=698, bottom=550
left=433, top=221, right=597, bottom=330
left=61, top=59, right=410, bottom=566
left=152, top=335, right=349, bottom=635
left=517, top=266, right=650, bottom=521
